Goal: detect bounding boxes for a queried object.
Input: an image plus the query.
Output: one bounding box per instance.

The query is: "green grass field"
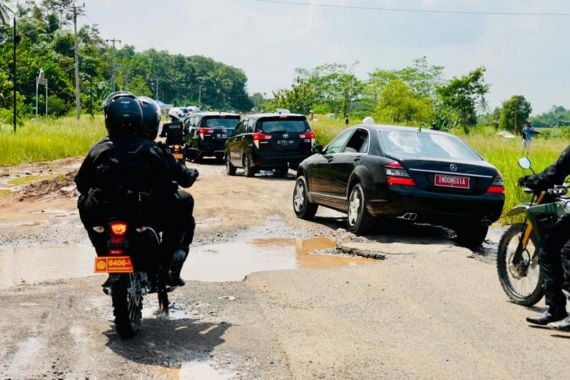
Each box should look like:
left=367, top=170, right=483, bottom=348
left=1, top=115, right=567, bottom=219
left=310, top=117, right=569, bottom=217
left=0, top=116, right=106, bottom=167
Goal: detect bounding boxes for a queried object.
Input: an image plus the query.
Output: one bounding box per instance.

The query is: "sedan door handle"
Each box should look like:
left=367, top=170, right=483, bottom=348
left=353, top=156, right=362, bottom=163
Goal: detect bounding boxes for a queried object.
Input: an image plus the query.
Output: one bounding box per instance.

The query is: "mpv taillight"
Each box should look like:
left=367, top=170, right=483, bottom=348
left=253, top=132, right=272, bottom=148
left=385, top=161, right=416, bottom=187
left=299, top=131, right=316, bottom=146
left=198, top=127, right=214, bottom=139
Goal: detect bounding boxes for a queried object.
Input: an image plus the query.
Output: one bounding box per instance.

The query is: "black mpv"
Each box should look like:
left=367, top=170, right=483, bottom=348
left=184, top=112, right=241, bottom=161
left=225, top=113, right=315, bottom=177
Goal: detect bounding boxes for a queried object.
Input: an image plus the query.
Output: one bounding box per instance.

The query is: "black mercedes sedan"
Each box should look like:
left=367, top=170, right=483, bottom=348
left=292, top=124, right=505, bottom=248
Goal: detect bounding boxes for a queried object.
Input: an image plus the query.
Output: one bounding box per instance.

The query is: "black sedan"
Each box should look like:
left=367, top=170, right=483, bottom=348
left=292, top=124, right=505, bottom=248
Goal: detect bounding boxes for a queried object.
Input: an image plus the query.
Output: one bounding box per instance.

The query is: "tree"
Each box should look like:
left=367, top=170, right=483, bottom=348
left=435, top=67, right=489, bottom=132
left=270, top=79, right=315, bottom=115
left=498, top=95, right=532, bottom=133
left=374, top=80, right=433, bottom=125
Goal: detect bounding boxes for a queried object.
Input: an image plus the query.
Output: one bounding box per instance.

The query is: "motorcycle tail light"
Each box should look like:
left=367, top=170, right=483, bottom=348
left=110, top=221, right=127, bottom=236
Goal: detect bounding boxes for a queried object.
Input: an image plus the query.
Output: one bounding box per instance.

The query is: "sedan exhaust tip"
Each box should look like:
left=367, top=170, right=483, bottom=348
left=398, top=213, right=418, bottom=221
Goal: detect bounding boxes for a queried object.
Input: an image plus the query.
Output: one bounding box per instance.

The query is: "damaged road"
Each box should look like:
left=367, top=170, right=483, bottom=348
left=0, top=158, right=569, bottom=379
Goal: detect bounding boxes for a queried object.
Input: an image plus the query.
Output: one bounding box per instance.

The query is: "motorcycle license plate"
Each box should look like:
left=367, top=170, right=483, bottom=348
left=94, top=256, right=134, bottom=273
left=174, top=152, right=183, bottom=160
left=434, top=174, right=470, bottom=189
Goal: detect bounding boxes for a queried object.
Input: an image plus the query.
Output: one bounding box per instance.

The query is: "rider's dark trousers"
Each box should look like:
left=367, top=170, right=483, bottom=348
left=160, top=189, right=195, bottom=266
left=540, top=214, right=570, bottom=311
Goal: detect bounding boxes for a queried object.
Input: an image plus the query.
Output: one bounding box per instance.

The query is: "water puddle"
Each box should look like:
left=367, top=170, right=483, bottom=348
left=0, top=245, right=94, bottom=288
left=0, top=237, right=370, bottom=288
left=182, top=237, right=369, bottom=282
left=176, top=360, right=234, bottom=379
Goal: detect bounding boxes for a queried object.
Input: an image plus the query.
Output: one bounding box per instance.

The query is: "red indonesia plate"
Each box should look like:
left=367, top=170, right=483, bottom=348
left=434, top=174, right=470, bottom=189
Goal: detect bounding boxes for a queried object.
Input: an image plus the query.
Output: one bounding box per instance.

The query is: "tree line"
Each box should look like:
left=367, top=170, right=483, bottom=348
left=0, top=0, right=252, bottom=123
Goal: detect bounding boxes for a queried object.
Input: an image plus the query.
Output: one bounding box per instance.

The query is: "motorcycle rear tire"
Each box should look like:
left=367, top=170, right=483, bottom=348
left=497, top=223, right=544, bottom=306
left=111, top=274, right=143, bottom=339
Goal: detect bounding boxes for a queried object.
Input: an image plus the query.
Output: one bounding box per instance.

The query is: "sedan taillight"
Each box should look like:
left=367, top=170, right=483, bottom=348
left=385, top=161, right=416, bottom=187
left=486, top=174, right=505, bottom=194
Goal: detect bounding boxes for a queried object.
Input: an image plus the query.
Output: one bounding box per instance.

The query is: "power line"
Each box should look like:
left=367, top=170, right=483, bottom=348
left=251, top=0, right=570, bottom=17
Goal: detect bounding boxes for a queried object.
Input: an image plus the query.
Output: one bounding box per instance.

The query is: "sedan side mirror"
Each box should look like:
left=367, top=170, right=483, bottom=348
left=312, top=144, right=323, bottom=154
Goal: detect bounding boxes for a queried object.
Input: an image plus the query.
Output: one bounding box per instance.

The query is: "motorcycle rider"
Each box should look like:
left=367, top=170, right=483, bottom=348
left=75, top=92, right=176, bottom=280
left=160, top=107, right=187, bottom=146
left=518, top=145, right=570, bottom=328
left=138, top=96, right=199, bottom=286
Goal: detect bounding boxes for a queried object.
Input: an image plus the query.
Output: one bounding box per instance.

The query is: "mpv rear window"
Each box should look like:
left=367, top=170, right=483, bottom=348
left=378, top=130, right=482, bottom=161
left=258, top=118, right=310, bottom=133
left=201, top=116, right=240, bottom=129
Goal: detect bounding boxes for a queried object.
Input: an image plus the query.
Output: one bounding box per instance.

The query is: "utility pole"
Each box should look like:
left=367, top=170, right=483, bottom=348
left=105, top=37, right=121, bottom=92
left=72, top=3, right=85, bottom=120
left=12, top=17, right=20, bottom=133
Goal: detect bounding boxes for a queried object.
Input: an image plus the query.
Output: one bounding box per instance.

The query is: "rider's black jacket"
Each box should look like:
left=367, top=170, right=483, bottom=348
left=522, top=145, right=570, bottom=190
left=75, top=136, right=177, bottom=225
left=156, top=142, right=198, bottom=188
left=160, top=121, right=186, bottom=145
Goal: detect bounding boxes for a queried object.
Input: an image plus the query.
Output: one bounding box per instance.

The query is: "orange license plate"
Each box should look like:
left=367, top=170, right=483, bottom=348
left=174, top=153, right=183, bottom=159
left=94, top=256, right=134, bottom=273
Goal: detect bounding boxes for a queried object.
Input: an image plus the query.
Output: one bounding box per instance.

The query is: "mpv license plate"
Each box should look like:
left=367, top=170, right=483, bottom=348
left=434, top=174, right=470, bottom=189
left=277, top=140, right=294, bottom=145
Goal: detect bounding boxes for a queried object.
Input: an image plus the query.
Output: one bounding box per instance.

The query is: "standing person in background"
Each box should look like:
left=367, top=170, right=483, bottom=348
left=521, top=122, right=539, bottom=155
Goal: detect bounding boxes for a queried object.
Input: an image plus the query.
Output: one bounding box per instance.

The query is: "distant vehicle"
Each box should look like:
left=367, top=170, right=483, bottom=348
left=225, top=113, right=316, bottom=177
left=184, top=112, right=241, bottom=161
left=276, top=108, right=291, bottom=114
left=292, top=124, right=505, bottom=248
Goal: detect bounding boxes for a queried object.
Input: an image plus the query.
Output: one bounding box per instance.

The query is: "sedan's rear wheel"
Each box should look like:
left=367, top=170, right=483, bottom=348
left=347, top=183, right=372, bottom=235
left=293, top=176, right=318, bottom=219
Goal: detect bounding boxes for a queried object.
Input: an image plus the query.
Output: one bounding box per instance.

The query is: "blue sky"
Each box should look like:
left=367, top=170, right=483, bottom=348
left=82, top=0, right=570, bottom=114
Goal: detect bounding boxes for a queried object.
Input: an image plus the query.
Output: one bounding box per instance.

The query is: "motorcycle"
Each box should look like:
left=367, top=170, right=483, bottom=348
left=169, top=143, right=186, bottom=164
left=93, top=219, right=172, bottom=339
left=496, top=157, right=569, bottom=306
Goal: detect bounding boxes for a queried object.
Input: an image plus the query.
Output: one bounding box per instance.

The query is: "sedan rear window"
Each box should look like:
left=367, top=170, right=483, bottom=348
left=202, top=117, right=240, bottom=129
left=378, top=130, right=482, bottom=161
left=259, top=119, right=309, bottom=133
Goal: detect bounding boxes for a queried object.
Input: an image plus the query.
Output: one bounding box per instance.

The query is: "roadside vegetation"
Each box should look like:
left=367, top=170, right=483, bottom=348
left=0, top=116, right=105, bottom=166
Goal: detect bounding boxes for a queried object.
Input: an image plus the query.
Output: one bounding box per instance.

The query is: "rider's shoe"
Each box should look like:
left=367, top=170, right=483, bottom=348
left=526, top=310, right=567, bottom=326
left=169, top=275, right=186, bottom=287
left=547, top=316, right=570, bottom=331
left=101, top=275, right=113, bottom=295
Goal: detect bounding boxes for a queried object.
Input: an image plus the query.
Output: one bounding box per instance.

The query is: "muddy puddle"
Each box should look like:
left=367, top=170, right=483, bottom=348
left=182, top=237, right=369, bottom=282
left=0, top=237, right=370, bottom=288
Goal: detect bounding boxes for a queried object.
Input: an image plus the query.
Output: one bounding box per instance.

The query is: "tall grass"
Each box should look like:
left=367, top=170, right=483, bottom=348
left=0, top=116, right=106, bottom=167
left=310, top=117, right=569, bottom=217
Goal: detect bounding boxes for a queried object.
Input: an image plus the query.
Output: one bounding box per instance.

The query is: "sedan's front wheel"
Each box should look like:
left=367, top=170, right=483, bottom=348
left=347, top=183, right=373, bottom=235
left=293, top=176, right=318, bottom=219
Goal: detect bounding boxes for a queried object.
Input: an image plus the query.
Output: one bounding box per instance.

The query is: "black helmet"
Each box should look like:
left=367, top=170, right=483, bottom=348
left=137, top=96, right=162, bottom=140
left=103, top=92, right=143, bottom=138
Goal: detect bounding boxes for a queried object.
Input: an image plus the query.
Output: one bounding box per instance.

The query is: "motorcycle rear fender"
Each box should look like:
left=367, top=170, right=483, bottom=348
left=505, top=204, right=530, bottom=217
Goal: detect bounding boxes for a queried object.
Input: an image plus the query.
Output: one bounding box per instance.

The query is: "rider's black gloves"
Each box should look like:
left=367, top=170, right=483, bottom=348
left=517, top=175, right=530, bottom=187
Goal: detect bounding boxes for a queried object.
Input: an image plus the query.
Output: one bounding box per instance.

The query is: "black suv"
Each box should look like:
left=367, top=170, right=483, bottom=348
left=225, top=113, right=315, bottom=177
left=184, top=112, right=241, bottom=161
